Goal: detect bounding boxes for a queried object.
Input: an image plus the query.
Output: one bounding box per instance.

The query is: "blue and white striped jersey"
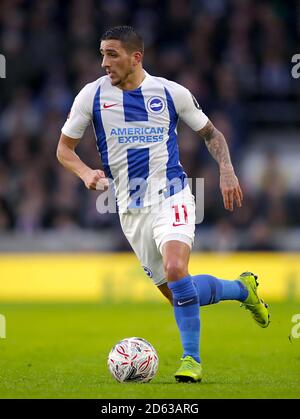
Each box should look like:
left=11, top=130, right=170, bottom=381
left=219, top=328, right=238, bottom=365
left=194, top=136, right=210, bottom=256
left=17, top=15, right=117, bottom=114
left=61, top=71, right=208, bottom=210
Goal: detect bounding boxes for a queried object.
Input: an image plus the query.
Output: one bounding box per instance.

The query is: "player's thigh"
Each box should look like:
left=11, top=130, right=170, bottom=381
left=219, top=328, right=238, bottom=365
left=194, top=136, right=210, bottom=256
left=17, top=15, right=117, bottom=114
left=119, top=211, right=166, bottom=287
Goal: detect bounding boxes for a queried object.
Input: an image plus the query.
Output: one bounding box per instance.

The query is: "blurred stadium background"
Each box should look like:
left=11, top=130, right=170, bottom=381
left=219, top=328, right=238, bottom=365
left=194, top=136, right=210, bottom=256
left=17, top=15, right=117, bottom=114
left=0, top=0, right=300, bottom=302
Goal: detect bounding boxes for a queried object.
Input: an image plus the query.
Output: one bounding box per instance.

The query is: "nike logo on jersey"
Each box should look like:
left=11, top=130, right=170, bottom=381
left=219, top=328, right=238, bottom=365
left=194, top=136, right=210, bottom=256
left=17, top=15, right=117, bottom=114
left=172, top=223, right=187, bottom=227
left=177, top=299, right=194, bottom=306
left=103, top=103, right=118, bottom=109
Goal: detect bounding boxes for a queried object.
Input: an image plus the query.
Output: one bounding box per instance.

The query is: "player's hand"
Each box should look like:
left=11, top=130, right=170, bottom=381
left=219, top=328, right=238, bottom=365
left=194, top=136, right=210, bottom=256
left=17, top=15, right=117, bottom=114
left=82, top=169, right=109, bottom=191
left=219, top=166, right=243, bottom=211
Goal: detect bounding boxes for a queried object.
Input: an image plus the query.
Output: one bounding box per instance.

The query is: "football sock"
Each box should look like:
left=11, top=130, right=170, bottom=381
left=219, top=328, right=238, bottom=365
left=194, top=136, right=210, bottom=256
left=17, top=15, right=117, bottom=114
left=168, top=275, right=200, bottom=363
left=220, top=278, right=248, bottom=302
left=191, top=274, right=248, bottom=306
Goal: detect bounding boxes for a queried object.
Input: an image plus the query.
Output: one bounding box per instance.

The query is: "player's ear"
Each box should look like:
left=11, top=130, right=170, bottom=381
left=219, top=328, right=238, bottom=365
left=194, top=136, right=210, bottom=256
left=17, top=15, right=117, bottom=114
left=132, top=51, right=143, bottom=66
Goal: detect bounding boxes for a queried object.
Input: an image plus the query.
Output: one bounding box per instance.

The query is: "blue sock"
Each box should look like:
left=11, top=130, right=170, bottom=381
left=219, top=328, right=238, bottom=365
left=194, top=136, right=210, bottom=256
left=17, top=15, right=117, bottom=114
left=192, top=274, right=248, bottom=306
left=168, top=276, right=200, bottom=363
left=220, top=279, right=248, bottom=302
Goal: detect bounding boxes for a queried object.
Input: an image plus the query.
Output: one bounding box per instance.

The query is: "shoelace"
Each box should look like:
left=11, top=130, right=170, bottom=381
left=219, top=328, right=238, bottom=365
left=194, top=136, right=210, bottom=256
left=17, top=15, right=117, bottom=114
left=180, top=357, right=196, bottom=369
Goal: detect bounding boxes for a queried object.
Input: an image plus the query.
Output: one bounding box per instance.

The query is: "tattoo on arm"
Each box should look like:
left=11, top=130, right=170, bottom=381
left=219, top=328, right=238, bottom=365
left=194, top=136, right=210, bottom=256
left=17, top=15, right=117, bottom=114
left=198, top=120, right=232, bottom=169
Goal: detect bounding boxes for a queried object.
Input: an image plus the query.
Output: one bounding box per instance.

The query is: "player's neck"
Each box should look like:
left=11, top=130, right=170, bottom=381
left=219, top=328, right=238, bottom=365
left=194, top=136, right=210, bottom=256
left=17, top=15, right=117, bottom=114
left=118, top=67, right=146, bottom=91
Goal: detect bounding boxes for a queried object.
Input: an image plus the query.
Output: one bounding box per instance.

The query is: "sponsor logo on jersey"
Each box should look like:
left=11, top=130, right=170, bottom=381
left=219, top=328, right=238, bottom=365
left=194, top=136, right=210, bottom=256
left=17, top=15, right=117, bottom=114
left=146, top=96, right=166, bottom=114
left=110, top=127, right=164, bottom=144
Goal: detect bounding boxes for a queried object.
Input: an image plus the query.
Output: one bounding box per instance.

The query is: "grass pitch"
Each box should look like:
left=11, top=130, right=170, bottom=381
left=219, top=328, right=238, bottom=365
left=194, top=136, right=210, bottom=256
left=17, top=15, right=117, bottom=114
left=0, top=301, right=300, bottom=399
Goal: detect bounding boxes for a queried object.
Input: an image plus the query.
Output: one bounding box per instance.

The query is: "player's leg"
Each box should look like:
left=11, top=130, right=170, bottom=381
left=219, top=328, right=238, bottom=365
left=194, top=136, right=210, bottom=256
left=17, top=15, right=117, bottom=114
left=119, top=206, right=202, bottom=380
left=191, top=273, right=248, bottom=305
left=157, top=283, right=173, bottom=304
left=159, top=272, right=269, bottom=327
left=151, top=186, right=201, bottom=381
left=158, top=271, right=269, bottom=327
left=191, top=272, right=269, bottom=326
left=158, top=274, right=248, bottom=305
left=161, top=239, right=202, bottom=382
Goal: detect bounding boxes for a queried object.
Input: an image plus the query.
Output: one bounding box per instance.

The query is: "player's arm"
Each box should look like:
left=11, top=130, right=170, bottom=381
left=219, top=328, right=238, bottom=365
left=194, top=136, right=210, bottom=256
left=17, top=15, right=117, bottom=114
left=56, top=134, right=107, bottom=190
left=171, top=82, right=242, bottom=210
left=57, top=82, right=108, bottom=191
left=197, top=120, right=243, bottom=211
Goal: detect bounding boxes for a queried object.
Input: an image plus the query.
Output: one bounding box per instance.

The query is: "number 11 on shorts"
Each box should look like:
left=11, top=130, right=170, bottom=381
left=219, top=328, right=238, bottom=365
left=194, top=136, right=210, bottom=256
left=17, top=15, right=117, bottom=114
left=172, top=204, right=188, bottom=226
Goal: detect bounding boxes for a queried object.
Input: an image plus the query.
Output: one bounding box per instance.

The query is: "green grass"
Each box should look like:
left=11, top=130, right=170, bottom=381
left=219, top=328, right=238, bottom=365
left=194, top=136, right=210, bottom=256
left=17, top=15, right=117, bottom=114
left=0, top=301, right=300, bottom=399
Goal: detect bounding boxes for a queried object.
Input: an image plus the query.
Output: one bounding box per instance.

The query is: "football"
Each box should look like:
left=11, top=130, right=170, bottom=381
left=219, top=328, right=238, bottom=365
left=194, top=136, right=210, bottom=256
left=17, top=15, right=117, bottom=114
left=107, top=337, right=159, bottom=383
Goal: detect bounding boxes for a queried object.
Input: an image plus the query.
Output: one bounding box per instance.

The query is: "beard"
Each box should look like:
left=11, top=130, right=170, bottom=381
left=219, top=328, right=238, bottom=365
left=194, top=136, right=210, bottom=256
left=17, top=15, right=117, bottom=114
left=112, top=68, right=134, bottom=87
left=111, top=77, right=122, bottom=86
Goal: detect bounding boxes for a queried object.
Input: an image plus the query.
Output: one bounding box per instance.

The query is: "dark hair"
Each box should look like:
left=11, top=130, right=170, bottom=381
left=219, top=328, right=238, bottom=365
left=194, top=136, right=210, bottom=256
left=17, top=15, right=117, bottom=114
left=101, top=26, right=144, bottom=54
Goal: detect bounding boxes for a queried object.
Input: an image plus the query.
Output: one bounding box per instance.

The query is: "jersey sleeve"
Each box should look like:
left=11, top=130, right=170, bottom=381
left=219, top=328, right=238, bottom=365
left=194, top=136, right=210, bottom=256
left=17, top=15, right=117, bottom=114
left=61, top=82, right=95, bottom=139
left=170, top=83, right=209, bottom=131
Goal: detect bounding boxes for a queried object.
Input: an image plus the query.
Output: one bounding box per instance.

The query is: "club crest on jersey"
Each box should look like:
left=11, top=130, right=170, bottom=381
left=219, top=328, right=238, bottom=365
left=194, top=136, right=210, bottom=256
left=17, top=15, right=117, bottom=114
left=142, top=266, right=153, bottom=278
left=146, top=97, right=166, bottom=114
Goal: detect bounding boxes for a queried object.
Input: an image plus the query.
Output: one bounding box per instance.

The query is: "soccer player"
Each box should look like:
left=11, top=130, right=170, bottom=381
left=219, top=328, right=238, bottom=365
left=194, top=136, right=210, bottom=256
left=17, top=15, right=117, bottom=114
left=57, top=26, right=270, bottom=383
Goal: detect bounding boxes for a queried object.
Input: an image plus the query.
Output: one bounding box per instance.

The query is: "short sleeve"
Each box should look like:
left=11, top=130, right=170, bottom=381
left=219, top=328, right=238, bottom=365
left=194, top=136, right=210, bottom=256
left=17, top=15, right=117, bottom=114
left=176, top=85, right=208, bottom=131
left=61, top=82, right=95, bottom=139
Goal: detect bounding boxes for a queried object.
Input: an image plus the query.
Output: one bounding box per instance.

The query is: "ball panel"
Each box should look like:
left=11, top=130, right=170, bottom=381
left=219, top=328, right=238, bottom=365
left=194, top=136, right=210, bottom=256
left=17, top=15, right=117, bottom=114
left=107, top=337, right=159, bottom=383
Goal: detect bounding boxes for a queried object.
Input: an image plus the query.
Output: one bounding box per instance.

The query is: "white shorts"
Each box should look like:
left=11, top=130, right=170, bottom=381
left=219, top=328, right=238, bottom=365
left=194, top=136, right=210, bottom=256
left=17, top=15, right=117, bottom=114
left=119, top=186, right=196, bottom=286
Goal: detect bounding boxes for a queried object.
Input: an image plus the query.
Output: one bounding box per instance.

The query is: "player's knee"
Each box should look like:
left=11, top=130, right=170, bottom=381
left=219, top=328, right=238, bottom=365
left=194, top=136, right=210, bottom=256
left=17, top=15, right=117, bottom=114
left=164, top=259, right=188, bottom=281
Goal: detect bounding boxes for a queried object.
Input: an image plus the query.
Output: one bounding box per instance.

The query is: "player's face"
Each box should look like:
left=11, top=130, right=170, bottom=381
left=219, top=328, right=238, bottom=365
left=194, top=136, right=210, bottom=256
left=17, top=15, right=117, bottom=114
left=100, top=40, right=136, bottom=87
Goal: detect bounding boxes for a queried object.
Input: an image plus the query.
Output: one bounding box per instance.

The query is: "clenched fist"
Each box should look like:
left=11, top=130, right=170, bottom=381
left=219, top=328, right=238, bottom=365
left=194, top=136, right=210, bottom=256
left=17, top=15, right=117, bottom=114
left=82, top=169, right=109, bottom=190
